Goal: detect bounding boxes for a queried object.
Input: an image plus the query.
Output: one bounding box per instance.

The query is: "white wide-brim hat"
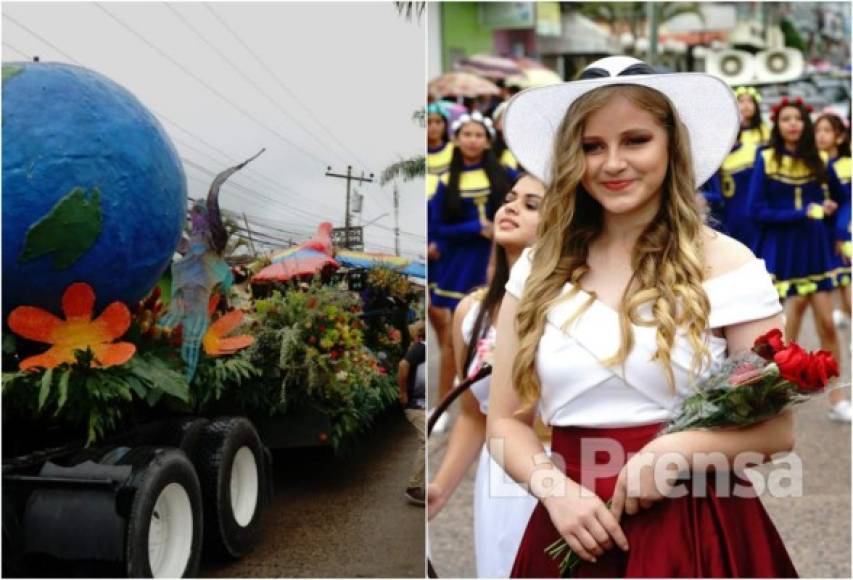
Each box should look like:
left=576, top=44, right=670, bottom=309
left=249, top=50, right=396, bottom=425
left=503, top=56, right=739, bottom=186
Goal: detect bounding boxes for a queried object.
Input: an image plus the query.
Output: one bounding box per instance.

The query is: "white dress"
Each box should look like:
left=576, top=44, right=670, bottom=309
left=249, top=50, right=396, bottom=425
left=462, top=301, right=539, bottom=579
left=505, top=247, right=784, bottom=427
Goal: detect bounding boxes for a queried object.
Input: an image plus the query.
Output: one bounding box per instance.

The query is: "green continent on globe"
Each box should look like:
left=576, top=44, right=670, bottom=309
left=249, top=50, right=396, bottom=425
left=19, top=187, right=103, bottom=269
left=2, top=65, right=23, bottom=84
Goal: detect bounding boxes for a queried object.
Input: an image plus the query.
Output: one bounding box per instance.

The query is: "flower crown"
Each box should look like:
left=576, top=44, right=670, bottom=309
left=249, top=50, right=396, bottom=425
left=734, top=86, right=762, bottom=104
left=770, top=96, right=813, bottom=122
left=451, top=110, right=495, bottom=139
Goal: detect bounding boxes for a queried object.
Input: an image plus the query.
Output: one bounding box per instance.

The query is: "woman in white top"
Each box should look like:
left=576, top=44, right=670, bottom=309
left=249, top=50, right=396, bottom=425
left=488, top=56, right=797, bottom=577
left=429, top=174, right=545, bottom=578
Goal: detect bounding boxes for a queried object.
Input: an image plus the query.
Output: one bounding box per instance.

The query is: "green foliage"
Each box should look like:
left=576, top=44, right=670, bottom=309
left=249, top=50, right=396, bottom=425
left=780, top=18, right=807, bottom=53
left=380, top=155, right=425, bottom=186
left=191, top=349, right=262, bottom=411
left=246, top=283, right=398, bottom=449
left=2, top=348, right=189, bottom=445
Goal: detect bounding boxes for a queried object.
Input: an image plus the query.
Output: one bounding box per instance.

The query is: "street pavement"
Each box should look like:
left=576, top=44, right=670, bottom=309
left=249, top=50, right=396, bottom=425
left=205, top=408, right=425, bottom=578
left=428, top=307, right=851, bottom=578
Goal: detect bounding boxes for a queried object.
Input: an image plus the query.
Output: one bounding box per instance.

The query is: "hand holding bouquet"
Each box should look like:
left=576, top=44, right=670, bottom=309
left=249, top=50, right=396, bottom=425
left=547, top=329, right=840, bottom=577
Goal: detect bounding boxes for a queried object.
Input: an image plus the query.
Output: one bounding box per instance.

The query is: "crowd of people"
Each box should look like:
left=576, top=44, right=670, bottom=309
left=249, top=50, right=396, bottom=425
left=426, top=55, right=851, bottom=578
left=428, top=69, right=852, bottom=427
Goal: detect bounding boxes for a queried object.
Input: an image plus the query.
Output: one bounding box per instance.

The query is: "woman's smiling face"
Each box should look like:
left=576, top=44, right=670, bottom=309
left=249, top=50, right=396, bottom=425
left=579, top=93, right=669, bottom=218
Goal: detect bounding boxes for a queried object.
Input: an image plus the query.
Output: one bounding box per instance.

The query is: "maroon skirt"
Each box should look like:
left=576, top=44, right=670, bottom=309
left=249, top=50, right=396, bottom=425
left=510, top=423, right=798, bottom=578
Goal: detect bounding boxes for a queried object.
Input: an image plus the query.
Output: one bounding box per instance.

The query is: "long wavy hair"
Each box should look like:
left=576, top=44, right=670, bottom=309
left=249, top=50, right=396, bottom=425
left=443, top=123, right=509, bottom=222
left=769, top=103, right=827, bottom=184
left=512, top=84, right=711, bottom=404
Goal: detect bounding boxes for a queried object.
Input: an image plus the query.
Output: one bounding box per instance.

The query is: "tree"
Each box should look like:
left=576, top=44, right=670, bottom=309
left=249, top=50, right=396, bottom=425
left=394, top=2, right=425, bottom=24
left=380, top=156, right=425, bottom=186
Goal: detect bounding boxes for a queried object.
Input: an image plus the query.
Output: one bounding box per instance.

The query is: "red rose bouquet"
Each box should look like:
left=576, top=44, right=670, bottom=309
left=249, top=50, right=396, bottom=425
left=547, top=329, right=840, bottom=576
left=661, top=329, right=839, bottom=434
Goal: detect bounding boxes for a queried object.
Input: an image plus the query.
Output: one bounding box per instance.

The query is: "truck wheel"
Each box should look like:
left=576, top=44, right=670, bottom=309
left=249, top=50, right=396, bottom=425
left=167, top=417, right=209, bottom=457
left=125, top=448, right=203, bottom=578
left=198, top=417, right=264, bottom=559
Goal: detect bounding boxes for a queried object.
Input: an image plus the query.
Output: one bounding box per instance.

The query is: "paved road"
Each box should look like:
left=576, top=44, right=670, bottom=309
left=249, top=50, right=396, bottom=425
left=428, top=308, right=851, bottom=578
left=205, top=408, right=425, bottom=578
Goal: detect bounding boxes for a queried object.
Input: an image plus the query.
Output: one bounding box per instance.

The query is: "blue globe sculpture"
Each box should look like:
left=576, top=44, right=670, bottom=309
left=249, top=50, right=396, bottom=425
left=2, top=62, right=187, bottom=316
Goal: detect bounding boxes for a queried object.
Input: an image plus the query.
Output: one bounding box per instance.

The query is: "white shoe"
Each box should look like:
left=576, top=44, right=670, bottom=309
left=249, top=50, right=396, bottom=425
left=828, top=400, right=853, bottom=423
left=833, top=309, right=850, bottom=329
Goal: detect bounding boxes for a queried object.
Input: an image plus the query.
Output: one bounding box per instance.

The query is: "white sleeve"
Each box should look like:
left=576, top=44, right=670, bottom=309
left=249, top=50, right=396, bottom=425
left=505, top=247, right=534, bottom=299
left=706, top=259, right=783, bottom=328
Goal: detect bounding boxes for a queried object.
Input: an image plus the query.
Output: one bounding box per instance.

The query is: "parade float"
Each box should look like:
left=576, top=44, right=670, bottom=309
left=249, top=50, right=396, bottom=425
left=2, top=61, right=421, bottom=578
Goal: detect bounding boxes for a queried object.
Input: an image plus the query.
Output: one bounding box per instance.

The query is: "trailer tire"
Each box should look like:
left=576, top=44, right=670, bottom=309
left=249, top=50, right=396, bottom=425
left=198, top=417, right=264, bottom=559
left=168, top=417, right=209, bottom=457
left=125, top=448, right=203, bottom=578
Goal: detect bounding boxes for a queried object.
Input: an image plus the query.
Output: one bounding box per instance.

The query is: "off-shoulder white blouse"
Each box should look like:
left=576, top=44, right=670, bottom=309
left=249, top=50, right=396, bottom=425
left=505, top=248, right=782, bottom=427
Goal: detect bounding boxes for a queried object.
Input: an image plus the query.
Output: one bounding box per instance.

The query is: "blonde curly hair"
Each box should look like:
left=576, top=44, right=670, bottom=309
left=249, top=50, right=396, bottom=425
left=512, top=84, right=711, bottom=405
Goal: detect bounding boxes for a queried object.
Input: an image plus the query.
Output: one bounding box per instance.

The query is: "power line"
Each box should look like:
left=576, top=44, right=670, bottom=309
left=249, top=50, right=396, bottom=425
left=2, top=41, right=30, bottom=60
left=203, top=2, right=373, bottom=172
left=162, top=3, right=349, bottom=167
left=2, top=12, right=371, bottom=223
left=93, top=2, right=330, bottom=168
left=180, top=157, right=332, bottom=224
left=4, top=15, right=84, bottom=65
left=3, top=13, right=415, bottom=256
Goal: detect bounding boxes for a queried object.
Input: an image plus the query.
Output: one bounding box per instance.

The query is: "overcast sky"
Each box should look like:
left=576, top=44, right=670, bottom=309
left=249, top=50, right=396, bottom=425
left=2, top=2, right=426, bottom=260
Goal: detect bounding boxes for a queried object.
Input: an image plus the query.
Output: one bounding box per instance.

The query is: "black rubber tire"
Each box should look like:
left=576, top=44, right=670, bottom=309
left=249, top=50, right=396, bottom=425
left=124, top=448, right=203, bottom=578
left=166, top=417, right=210, bottom=458
left=197, top=417, right=264, bottom=559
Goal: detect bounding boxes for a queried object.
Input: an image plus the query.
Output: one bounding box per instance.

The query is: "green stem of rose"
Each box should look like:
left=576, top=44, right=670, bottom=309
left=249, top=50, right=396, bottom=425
left=545, top=500, right=613, bottom=577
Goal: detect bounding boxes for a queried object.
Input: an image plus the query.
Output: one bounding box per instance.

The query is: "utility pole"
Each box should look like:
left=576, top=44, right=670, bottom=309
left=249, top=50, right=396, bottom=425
left=325, top=165, right=374, bottom=248
left=393, top=182, right=400, bottom=257
left=647, top=2, right=659, bottom=67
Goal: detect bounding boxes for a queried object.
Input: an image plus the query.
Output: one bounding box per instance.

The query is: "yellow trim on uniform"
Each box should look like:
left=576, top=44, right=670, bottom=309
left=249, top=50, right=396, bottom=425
left=832, top=156, right=851, bottom=185
left=428, top=142, right=454, bottom=175
left=500, top=148, right=519, bottom=171
left=794, top=186, right=802, bottom=210
left=722, top=143, right=758, bottom=174
left=473, top=197, right=489, bottom=223
left=740, top=124, right=770, bottom=147
left=771, top=267, right=850, bottom=297
left=432, top=286, right=469, bottom=299
left=762, top=149, right=830, bottom=185
left=438, top=168, right=493, bottom=200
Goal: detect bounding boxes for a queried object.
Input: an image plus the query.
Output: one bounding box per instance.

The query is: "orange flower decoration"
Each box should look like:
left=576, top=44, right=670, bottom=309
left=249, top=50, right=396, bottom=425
left=8, top=282, right=136, bottom=371
left=203, top=294, right=254, bottom=357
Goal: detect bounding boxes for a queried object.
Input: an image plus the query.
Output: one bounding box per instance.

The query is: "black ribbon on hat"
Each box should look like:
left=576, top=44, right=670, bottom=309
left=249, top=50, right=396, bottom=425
left=579, top=62, right=656, bottom=80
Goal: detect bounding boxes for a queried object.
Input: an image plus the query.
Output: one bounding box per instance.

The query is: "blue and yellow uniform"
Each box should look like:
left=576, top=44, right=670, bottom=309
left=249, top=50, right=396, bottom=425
left=428, top=163, right=515, bottom=310
left=427, top=141, right=454, bottom=199
left=830, top=156, right=851, bottom=286
left=739, top=123, right=771, bottom=147
left=499, top=148, right=519, bottom=172
left=748, top=148, right=845, bottom=298
left=720, top=142, right=760, bottom=247
left=699, top=173, right=725, bottom=231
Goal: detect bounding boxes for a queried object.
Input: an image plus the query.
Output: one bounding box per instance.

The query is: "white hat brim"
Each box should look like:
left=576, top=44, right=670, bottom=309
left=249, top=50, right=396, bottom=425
left=503, top=73, right=739, bottom=186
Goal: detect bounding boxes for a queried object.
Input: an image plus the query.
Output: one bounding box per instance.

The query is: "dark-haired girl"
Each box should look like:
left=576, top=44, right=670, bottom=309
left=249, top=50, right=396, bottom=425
left=815, top=112, right=852, bottom=337
left=428, top=112, right=516, bottom=312
left=736, top=86, right=770, bottom=146
left=429, top=175, right=544, bottom=577
left=427, top=103, right=454, bottom=200
left=748, top=98, right=849, bottom=421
